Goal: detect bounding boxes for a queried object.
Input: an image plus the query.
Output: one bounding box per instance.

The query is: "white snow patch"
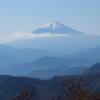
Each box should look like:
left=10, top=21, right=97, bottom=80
left=41, top=21, right=67, bottom=29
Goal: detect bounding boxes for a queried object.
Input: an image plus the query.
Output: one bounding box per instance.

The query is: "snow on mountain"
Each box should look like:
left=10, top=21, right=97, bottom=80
left=32, top=21, right=84, bottom=35
left=41, top=21, right=67, bottom=29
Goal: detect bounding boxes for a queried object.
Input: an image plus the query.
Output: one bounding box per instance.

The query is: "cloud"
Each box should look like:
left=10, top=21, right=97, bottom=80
left=0, top=32, right=70, bottom=43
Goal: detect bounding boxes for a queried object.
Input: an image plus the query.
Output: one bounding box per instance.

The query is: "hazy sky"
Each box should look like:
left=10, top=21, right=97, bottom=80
left=0, top=0, right=100, bottom=38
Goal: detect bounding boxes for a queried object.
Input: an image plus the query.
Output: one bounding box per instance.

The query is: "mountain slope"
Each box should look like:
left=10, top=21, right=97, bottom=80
left=32, top=21, right=84, bottom=35
left=61, top=45, right=100, bottom=63
left=83, top=63, right=100, bottom=74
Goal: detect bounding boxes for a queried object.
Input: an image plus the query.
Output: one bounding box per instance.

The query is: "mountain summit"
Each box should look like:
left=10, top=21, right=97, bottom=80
left=41, top=21, right=67, bottom=29
left=32, top=21, right=84, bottom=35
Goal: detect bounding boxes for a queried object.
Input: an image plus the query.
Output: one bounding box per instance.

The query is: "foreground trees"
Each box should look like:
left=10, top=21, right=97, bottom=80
left=10, top=83, right=37, bottom=100
left=50, top=76, right=100, bottom=100
left=10, top=76, right=100, bottom=100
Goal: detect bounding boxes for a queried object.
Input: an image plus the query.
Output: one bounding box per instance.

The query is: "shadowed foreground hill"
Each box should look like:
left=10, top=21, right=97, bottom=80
left=0, top=73, right=100, bottom=100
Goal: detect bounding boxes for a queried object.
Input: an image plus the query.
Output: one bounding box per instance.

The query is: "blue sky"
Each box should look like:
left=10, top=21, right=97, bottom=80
left=0, top=0, right=100, bottom=38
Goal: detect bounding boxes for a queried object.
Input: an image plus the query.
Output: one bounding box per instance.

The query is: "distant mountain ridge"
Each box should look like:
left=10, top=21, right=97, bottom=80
left=83, top=63, right=100, bottom=74
left=0, top=44, right=59, bottom=63
left=25, top=66, right=87, bottom=79
left=61, top=45, right=100, bottom=63
left=2, top=56, right=91, bottom=76
left=32, top=21, right=84, bottom=35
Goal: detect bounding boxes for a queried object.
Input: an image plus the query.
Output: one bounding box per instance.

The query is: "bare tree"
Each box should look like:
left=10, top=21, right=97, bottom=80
left=10, top=84, right=37, bottom=100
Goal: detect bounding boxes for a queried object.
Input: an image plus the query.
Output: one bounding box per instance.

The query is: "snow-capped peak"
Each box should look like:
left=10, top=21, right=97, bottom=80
left=41, top=21, right=67, bottom=29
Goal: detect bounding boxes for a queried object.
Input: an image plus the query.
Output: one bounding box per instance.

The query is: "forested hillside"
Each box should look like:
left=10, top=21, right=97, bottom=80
left=0, top=72, right=100, bottom=100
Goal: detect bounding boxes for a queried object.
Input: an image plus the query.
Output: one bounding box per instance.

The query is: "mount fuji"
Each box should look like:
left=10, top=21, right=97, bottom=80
left=5, top=21, right=100, bottom=54
left=32, top=21, right=84, bottom=35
